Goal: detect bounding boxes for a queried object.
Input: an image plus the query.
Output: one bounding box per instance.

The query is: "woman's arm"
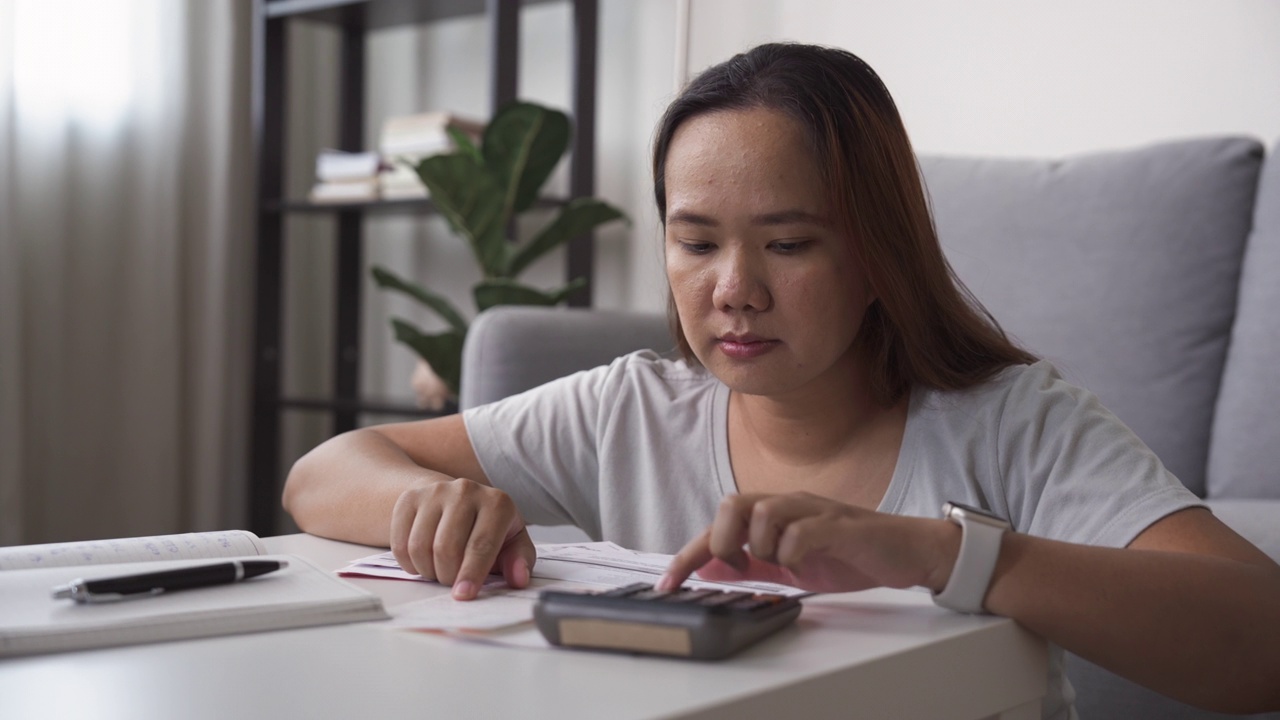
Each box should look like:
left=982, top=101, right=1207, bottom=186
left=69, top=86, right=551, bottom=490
left=660, top=495, right=1280, bottom=714
left=282, top=415, right=535, bottom=599
left=984, top=507, right=1280, bottom=713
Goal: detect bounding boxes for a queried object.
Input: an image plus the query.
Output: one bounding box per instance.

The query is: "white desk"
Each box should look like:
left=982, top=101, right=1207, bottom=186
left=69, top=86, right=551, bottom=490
left=0, top=534, right=1047, bottom=720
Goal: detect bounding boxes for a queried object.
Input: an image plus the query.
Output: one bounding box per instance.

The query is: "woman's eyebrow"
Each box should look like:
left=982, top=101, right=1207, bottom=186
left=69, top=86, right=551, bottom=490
left=751, top=209, right=829, bottom=226
left=666, top=210, right=718, bottom=227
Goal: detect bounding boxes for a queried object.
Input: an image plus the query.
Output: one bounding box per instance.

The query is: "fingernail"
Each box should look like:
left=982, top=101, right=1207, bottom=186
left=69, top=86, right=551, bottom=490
left=453, top=580, right=476, bottom=600
left=655, top=574, right=672, bottom=591
left=514, top=558, right=530, bottom=586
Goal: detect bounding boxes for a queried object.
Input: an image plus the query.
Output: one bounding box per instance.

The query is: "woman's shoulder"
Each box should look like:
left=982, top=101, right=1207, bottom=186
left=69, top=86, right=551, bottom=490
left=914, top=360, right=1084, bottom=420
left=596, top=349, right=719, bottom=396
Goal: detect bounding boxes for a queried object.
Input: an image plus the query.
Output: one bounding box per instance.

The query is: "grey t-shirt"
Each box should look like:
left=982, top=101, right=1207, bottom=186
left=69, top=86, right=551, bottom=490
left=462, top=350, right=1204, bottom=720
left=464, top=350, right=1201, bottom=551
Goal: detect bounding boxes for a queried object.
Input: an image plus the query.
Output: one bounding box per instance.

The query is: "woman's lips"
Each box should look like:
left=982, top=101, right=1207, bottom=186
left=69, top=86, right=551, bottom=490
left=716, top=337, right=780, bottom=359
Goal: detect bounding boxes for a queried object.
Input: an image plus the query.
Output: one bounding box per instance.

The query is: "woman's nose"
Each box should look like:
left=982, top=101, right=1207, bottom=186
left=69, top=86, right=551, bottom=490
left=712, top=251, right=771, bottom=313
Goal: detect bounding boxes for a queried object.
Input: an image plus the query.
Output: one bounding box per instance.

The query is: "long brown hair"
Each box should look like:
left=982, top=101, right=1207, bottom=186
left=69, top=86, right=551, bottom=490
left=652, top=43, right=1036, bottom=405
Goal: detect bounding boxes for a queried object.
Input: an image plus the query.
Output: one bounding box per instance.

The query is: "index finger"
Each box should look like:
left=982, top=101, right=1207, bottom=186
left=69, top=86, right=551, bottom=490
left=656, top=529, right=713, bottom=591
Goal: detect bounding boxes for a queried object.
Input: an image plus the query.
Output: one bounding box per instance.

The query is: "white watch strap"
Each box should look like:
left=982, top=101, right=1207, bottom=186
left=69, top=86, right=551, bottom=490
left=933, top=515, right=1005, bottom=614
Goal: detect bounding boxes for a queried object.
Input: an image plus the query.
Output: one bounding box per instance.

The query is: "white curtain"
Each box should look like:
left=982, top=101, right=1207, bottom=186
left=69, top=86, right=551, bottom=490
left=0, top=0, right=254, bottom=544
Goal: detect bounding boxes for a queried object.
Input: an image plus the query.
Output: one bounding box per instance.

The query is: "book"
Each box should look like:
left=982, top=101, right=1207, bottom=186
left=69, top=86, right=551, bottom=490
left=378, top=163, right=429, bottom=201
left=307, top=178, right=380, bottom=204
left=0, top=530, right=268, bottom=570
left=0, top=531, right=387, bottom=657
left=315, top=149, right=384, bottom=183
left=379, top=111, right=485, bottom=160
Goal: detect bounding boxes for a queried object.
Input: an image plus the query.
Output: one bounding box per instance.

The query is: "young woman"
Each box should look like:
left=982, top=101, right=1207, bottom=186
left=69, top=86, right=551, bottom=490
left=283, top=43, right=1280, bottom=717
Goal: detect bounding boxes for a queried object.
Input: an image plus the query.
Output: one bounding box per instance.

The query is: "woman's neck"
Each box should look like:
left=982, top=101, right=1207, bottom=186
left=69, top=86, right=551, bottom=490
left=730, top=349, right=904, bottom=465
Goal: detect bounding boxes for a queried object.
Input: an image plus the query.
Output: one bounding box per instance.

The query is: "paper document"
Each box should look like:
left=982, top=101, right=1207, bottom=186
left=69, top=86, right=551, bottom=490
left=387, top=579, right=587, bottom=632
left=340, top=541, right=809, bottom=598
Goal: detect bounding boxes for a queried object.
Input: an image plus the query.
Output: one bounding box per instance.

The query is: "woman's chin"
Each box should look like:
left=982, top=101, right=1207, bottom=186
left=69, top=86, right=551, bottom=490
left=704, top=358, right=802, bottom=397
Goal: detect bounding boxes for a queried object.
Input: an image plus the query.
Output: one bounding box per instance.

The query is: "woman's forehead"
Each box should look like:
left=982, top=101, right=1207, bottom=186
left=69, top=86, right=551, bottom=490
left=664, top=108, right=827, bottom=216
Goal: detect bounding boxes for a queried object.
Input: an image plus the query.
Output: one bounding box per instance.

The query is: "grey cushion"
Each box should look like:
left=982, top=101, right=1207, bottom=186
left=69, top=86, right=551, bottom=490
left=1207, top=139, right=1280, bottom=499
left=459, top=306, right=671, bottom=411
left=921, top=138, right=1264, bottom=496
left=1205, top=498, right=1280, bottom=563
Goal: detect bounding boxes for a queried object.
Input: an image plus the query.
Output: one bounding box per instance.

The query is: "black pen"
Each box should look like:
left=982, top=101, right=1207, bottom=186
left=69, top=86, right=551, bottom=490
left=51, top=559, right=289, bottom=604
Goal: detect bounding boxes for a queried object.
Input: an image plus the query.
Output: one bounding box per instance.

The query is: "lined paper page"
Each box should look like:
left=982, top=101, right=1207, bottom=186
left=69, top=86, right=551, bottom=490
left=0, top=531, right=268, bottom=571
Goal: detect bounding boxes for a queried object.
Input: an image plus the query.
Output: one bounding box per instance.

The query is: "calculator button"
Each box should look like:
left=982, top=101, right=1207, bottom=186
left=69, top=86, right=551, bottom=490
left=699, top=591, right=753, bottom=607
left=666, top=589, right=719, bottom=604
left=601, top=583, right=652, bottom=598
left=726, top=598, right=772, bottom=611
left=629, top=588, right=675, bottom=601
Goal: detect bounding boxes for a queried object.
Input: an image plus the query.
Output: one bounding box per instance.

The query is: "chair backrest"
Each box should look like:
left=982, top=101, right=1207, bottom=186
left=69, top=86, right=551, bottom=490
left=459, top=306, right=671, bottom=411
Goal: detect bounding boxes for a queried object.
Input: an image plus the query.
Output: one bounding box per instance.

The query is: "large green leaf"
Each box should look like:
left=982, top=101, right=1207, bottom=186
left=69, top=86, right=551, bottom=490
left=369, top=266, right=469, bottom=334
left=389, top=320, right=465, bottom=395
left=473, top=277, right=587, bottom=313
left=482, top=103, right=570, bottom=218
left=447, top=126, right=482, bottom=164
left=506, top=198, right=628, bottom=277
left=413, top=154, right=507, bottom=276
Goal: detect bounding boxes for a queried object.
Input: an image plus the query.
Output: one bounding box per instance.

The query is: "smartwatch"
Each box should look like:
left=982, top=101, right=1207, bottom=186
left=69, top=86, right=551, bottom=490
left=932, top=502, right=1011, bottom=614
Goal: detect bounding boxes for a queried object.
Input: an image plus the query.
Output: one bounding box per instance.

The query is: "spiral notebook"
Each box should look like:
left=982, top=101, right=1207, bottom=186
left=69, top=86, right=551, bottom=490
left=0, top=531, right=387, bottom=657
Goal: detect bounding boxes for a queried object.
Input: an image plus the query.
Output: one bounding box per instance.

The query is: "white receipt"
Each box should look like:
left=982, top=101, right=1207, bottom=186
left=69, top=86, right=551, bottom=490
left=387, top=579, right=586, bottom=632
left=339, top=541, right=808, bottom=597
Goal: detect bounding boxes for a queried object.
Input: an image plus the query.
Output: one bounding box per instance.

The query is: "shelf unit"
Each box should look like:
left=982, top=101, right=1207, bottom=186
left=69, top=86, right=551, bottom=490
left=249, top=0, right=599, bottom=535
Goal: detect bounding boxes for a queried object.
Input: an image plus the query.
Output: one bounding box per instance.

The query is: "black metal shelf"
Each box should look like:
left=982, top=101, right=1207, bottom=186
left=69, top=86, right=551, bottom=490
left=265, top=194, right=570, bottom=214
left=249, top=0, right=599, bottom=535
left=264, top=0, right=558, bottom=29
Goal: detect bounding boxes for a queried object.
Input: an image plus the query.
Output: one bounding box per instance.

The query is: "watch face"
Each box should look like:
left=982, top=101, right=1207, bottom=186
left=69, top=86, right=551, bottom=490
left=943, top=502, right=1010, bottom=528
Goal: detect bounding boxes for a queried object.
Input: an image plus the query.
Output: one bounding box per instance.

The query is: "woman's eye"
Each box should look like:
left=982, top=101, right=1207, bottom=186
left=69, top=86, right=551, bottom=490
left=770, top=239, right=810, bottom=253
left=679, top=241, right=714, bottom=255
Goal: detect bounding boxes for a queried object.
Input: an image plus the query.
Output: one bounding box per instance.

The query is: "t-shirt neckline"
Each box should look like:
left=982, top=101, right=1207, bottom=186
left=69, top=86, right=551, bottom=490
left=710, top=382, right=924, bottom=514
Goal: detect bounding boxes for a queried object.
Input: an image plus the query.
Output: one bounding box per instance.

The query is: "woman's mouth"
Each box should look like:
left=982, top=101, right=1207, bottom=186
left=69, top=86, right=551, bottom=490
left=716, top=335, right=780, bottom=359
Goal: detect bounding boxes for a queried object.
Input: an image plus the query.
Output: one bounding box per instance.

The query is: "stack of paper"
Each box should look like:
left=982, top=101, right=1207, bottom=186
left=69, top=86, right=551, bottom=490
left=339, top=542, right=807, bottom=643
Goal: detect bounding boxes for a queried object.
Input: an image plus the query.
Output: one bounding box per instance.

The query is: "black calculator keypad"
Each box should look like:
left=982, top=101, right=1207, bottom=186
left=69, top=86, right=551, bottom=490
left=584, top=583, right=789, bottom=613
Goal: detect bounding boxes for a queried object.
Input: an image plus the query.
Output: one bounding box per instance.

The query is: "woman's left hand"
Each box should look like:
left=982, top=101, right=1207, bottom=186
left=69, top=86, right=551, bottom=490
left=657, top=492, right=957, bottom=594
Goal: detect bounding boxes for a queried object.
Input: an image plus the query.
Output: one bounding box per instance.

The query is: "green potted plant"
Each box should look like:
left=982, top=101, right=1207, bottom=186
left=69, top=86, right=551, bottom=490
left=371, top=101, right=628, bottom=408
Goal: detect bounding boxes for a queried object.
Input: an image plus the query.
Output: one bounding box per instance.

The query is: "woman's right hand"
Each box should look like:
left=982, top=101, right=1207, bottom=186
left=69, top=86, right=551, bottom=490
left=388, top=475, right=536, bottom=601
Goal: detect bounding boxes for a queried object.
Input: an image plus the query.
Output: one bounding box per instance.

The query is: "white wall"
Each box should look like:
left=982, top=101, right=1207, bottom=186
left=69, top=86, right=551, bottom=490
left=683, top=0, right=1280, bottom=158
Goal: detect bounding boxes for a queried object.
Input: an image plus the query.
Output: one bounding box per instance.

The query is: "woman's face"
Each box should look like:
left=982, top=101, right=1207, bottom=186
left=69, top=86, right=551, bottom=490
left=663, top=107, right=875, bottom=397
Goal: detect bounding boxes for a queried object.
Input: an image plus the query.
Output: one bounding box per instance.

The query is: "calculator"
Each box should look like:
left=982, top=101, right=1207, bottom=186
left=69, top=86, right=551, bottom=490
left=534, top=583, right=803, bottom=660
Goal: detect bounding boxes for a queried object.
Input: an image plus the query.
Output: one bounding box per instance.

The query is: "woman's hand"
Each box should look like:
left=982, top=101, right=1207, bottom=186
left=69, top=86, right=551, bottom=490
left=657, top=492, right=958, bottom=594
left=389, top=475, right=536, bottom=601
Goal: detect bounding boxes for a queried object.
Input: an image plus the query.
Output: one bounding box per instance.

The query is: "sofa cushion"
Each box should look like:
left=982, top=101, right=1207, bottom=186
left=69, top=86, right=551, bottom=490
left=1204, top=498, right=1280, bottom=563
left=920, top=138, right=1264, bottom=496
left=1207, top=139, right=1280, bottom=499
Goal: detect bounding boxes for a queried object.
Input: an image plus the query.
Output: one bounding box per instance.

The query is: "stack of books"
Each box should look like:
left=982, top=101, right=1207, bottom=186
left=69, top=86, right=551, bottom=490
left=307, top=150, right=384, bottom=204
left=304, top=112, right=484, bottom=205
left=378, top=112, right=485, bottom=200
